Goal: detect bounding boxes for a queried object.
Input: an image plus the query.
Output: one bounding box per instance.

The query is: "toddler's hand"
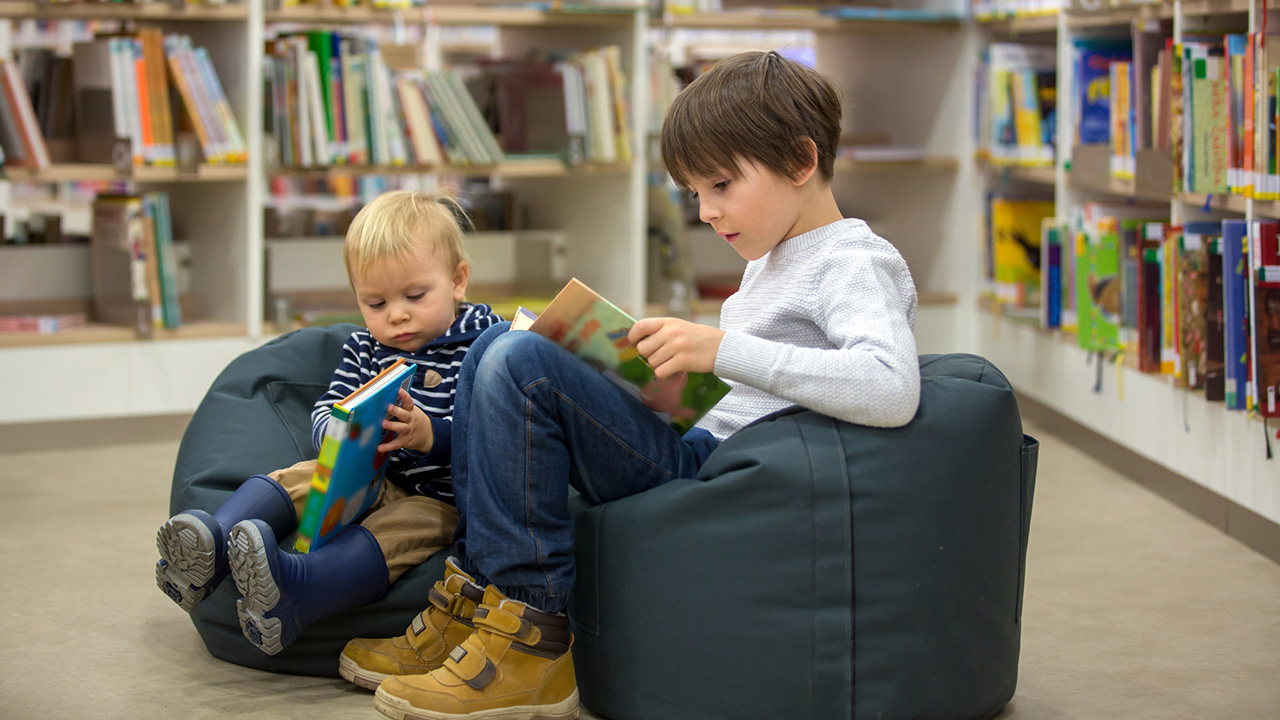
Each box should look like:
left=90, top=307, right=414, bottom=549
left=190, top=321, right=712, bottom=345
left=380, top=389, right=434, bottom=454
left=628, top=317, right=725, bottom=379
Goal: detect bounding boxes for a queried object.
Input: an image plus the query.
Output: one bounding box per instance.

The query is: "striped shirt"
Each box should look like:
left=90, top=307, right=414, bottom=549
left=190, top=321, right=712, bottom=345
left=310, top=302, right=503, bottom=503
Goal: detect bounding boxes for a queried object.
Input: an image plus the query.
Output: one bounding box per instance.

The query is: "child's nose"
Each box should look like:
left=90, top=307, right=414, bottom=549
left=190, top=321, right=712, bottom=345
left=698, top=198, right=719, bottom=224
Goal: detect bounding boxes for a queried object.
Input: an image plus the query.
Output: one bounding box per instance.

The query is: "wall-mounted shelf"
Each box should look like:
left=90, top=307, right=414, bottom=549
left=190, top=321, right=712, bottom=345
left=0, top=1, right=248, bottom=21
left=265, top=160, right=630, bottom=180
left=266, top=5, right=636, bottom=28
left=0, top=320, right=246, bottom=349
left=660, top=10, right=962, bottom=32
left=4, top=164, right=248, bottom=184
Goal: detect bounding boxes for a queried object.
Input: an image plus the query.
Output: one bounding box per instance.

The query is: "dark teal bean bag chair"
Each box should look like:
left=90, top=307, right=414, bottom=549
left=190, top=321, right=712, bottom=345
left=171, top=325, right=1037, bottom=720
left=170, top=323, right=453, bottom=677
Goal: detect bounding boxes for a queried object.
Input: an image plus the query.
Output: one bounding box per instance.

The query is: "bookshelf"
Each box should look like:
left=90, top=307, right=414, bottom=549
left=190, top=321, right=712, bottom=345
left=966, top=3, right=1280, bottom=531
left=0, top=2, right=258, bottom=424
left=0, top=3, right=649, bottom=425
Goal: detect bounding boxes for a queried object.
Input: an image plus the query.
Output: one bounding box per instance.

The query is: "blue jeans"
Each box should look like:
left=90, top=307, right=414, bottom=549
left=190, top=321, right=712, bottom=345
left=451, top=323, right=719, bottom=613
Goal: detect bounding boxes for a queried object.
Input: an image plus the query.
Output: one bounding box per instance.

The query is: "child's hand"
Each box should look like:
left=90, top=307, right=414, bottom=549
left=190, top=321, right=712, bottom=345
left=628, top=317, right=725, bottom=379
left=380, top=389, right=434, bottom=454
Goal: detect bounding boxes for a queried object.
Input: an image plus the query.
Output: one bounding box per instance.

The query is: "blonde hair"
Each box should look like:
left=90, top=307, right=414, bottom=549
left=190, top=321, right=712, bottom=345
left=344, top=189, right=471, bottom=286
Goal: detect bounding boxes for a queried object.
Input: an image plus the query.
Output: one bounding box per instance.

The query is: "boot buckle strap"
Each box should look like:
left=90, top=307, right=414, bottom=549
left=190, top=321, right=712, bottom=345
left=428, top=585, right=470, bottom=617
left=446, top=645, right=497, bottom=690
left=472, top=606, right=537, bottom=643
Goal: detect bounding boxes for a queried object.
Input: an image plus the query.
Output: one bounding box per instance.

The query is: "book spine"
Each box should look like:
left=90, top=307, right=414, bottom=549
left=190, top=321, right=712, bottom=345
left=164, top=37, right=216, bottom=163
left=293, top=416, right=345, bottom=553
left=195, top=47, right=247, bottom=163
left=142, top=28, right=175, bottom=167
left=133, top=41, right=155, bottom=167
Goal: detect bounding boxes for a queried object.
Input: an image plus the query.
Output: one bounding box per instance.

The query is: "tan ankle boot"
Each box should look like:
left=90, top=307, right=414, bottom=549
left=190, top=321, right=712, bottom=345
left=339, top=557, right=484, bottom=691
left=373, top=585, right=578, bottom=720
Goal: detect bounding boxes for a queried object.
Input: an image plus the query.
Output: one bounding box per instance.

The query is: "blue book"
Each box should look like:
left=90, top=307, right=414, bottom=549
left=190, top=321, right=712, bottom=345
left=1073, top=39, right=1131, bottom=145
left=1222, top=219, right=1248, bottom=409
left=294, top=358, right=417, bottom=552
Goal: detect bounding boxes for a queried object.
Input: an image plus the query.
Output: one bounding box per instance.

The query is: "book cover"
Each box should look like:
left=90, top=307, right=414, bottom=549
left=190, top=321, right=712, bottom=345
left=1137, top=223, right=1164, bottom=374
left=1179, top=222, right=1217, bottom=389
left=1077, top=222, right=1124, bottom=353
left=1040, top=218, right=1063, bottom=329
left=991, top=198, right=1053, bottom=307
left=1074, top=39, right=1132, bottom=145
left=294, top=358, right=417, bottom=553
left=1223, top=219, right=1250, bottom=408
left=515, top=278, right=730, bottom=433
left=1206, top=238, right=1226, bottom=401
left=1255, top=282, right=1280, bottom=416
left=1161, top=225, right=1182, bottom=375
left=90, top=194, right=148, bottom=327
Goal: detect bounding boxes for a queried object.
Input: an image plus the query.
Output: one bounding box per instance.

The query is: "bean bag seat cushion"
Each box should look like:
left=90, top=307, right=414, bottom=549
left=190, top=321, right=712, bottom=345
left=567, top=353, right=1038, bottom=720
left=170, top=324, right=452, bottom=676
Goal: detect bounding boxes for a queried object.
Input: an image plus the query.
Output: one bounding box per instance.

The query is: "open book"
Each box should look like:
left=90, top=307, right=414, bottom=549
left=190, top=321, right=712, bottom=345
left=295, top=358, right=416, bottom=553
left=512, top=278, right=730, bottom=433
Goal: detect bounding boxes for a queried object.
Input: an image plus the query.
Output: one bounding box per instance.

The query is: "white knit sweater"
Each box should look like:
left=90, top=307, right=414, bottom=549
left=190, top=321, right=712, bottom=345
left=697, top=218, right=921, bottom=440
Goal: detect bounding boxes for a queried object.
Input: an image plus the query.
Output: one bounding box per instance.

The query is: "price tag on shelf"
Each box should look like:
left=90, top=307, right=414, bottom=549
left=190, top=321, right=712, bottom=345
left=176, top=133, right=201, bottom=176
left=111, top=138, right=133, bottom=178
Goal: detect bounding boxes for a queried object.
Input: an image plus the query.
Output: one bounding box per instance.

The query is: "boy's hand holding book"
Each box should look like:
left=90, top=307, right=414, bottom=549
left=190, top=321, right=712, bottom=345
left=379, top=388, right=434, bottom=454
left=628, top=317, right=726, bottom=378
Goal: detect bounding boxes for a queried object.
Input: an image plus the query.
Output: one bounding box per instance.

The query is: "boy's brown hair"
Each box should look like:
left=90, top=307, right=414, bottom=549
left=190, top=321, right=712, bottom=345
left=344, top=189, right=471, bottom=289
left=660, top=50, right=843, bottom=189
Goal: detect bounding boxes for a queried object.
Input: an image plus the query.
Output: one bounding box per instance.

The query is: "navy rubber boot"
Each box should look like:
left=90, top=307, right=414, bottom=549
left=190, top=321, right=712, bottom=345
left=155, top=475, right=297, bottom=613
left=228, top=519, right=390, bottom=655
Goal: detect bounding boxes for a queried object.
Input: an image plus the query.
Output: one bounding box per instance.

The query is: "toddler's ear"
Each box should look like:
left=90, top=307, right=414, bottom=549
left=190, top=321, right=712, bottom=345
left=452, top=261, right=471, bottom=301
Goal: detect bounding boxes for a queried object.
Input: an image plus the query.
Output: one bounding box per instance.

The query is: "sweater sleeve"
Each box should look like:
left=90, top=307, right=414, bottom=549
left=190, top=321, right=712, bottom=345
left=310, top=333, right=374, bottom=452
left=712, top=248, right=921, bottom=428
left=397, top=416, right=452, bottom=469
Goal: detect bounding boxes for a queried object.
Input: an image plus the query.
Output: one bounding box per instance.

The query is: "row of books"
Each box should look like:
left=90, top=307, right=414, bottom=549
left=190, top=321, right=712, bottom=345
left=91, top=191, right=182, bottom=330
left=992, top=196, right=1280, bottom=416
left=0, top=30, right=246, bottom=172
left=973, top=0, right=1061, bottom=20
left=976, top=42, right=1056, bottom=166
left=0, top=312, right=87, bottom=335
left=1071, top=27, right=1280, bottom=198
left=264, top=31, right=634, bottom=169
left=265, top=33, right=502, bottom=168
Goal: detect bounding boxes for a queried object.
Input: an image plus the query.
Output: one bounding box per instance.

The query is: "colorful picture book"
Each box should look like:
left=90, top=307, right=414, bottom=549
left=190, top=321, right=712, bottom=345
left=511, top=278, right=730, bottom=433
left=295, top=358, right=416, bottom=553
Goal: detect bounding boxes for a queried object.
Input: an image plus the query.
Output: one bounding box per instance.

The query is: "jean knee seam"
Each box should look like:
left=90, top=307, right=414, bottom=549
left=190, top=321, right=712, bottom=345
left=550, top=388, right=677, bottom=478
left=523, top=379, right=556, bottom=598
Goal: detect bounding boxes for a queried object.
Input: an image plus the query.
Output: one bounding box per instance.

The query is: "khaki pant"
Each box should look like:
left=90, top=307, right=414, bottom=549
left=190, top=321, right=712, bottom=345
left=269, top=460, right=459, bottom=584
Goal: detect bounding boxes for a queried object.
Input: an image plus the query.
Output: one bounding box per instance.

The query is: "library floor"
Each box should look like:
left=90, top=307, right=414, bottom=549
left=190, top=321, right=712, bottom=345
left=2, top=416, right=1279, bottom=720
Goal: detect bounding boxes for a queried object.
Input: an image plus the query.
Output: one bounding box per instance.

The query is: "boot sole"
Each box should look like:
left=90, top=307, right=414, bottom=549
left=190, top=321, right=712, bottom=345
left=227, top=522, right=286, bottom=656
left=155, top=513, right=219, bottom=613
left=373, top=686, right=579, bottom=720
left=339, top=653, right=391, bottom=691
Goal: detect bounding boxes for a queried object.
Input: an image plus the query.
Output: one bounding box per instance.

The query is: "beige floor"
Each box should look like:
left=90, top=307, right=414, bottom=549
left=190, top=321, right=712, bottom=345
left=1, top=417, right=1278, bottom=720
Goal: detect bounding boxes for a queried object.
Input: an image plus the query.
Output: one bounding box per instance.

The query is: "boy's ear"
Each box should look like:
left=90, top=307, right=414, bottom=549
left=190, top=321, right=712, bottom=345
left=791, top=137, right=820, bottom=186
left=452, top=261, right=471, bottom=301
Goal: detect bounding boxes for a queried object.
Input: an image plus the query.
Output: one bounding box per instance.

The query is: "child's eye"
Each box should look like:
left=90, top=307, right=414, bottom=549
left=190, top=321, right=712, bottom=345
left=714, top=180, right=730, bottom=191
left=366, top=301, right=385, bottom=309
left=407, top=292, right=425, bottom=301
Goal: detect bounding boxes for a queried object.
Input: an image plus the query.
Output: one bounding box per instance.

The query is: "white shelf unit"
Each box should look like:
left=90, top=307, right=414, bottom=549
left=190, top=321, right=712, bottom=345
left=969, top=7, right=1280, bottom=527
left=0, top=4, right=649, bottom=426
left=0, top=6, right=258, bottom=425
